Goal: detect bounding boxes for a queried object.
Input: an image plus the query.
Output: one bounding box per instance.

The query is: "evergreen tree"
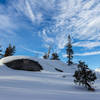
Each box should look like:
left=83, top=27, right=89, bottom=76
left=43, top=46, right=52, bottom=59
left=51, top=52, right=60, bottom=60
left=66, top=35, right=74, bottom=65
left=73, top=61, right=97, bottom=91
left=0, top=45, right=3, bottom=59
left=43, top=53, right=48, bottom=59
left=4, top=44, right=16, bottom=57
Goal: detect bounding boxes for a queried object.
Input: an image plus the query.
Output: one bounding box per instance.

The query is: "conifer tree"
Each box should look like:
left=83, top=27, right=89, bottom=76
left=4, top=44, right=16, bottom=57
left=66, top=35, right=73, bottom=65
left=43, top=46, right=52, bottom=59
left=43, top=53, right=48, bottom=59
left=73, top=61, right=97, bottom=91
left=51, top=52, right=60, bottom=60
left=0, top=45, right=3, bottom=59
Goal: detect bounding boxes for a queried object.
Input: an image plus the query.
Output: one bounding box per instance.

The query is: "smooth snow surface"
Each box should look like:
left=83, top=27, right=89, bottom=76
left=0, top=56, right=100, bottom=100
left=95, top=68, right=100, bottom=72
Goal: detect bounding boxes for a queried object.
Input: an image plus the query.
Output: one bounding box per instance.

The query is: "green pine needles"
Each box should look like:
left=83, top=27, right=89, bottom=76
left=73, top=61, right=97, bottom=91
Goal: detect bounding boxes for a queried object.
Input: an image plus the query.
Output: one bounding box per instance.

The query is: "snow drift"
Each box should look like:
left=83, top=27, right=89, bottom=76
left=0, top=56, right=100, bottom=100
left=0, top=56, right=77, bottom=73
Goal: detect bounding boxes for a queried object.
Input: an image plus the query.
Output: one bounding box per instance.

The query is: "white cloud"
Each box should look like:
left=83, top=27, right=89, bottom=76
left=88, top=17, right=100, bottom=28
left=25, top=0, right=35, bottom=23
left=25, top=0, right=43, bottom=24
left=75, top=51, right=100, bottom=56
left=55, top=0, right=100, bottom=50
left=37, top=0, right=100, bottom=51
left=0, top=0, right=100, bottom=52
left=63, top=51, right=100, bottom=57
left=73, top=41, right=100, bottom=49
left=42, top=29, right=54, bottom=44
left=0, top=14, right=18, bottom=46
left=83, top=0, right=95, bottom=10
left=22, top=47, right=44, bottom=55
left=55, top=33, right=68, bottom=49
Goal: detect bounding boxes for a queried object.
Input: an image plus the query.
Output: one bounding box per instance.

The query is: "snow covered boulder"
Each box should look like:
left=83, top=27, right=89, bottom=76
left=1, top=58, right=43, bottom=71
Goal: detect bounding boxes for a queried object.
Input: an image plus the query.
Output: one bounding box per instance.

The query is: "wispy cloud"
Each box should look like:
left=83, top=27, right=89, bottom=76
left=42, top=29, right=54, bottom=43
left=0, top=0, right=100, bottom=55
left=25, top=0, right=36, bottom=23
left=35, top=0, right=100, bottom=51
left=75, top=51, right=100, bottom=56
left=63, top=51, right=100, bottom=57
left=22, top=47, right=44, bottom=55
left=73, top=41, right=100, bottom=49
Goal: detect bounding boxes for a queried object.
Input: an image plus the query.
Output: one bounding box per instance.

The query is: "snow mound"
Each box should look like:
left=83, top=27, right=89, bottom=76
left=0, top=62, right=13, bottom=72
left=95, top=68, right=100, bottom=72
left=0, top=56, right=77, bottom=73
left=0, top=56, right=100, bottom=100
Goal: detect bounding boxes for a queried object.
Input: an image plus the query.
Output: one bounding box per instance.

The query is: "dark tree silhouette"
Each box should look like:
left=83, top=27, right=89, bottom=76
left=66, top=35, right=74, bottom=65
left=43, top=46, right=52, bottom=59
left=73, top=61, right=97, bottom=91
left=43, top=53, right=48, bottom=59
left=0, top=45, right=3, bottom=59
left=4, top=44, right=16, bottom=57
left=51, top=52, right=60, bottom=60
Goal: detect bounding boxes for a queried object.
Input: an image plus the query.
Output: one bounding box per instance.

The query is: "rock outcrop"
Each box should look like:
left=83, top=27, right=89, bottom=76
left=4, top=59, right=43, bottom=71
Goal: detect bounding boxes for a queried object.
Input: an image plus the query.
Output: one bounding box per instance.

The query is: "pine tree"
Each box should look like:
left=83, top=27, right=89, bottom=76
left=43, top=46, right=52, bottom=59
left=43, top=53, right=48, bottom=59
left=4, top=44, right=16, bottom=57
left=66, top=35, right=74, bottom=65
left=0, top=45, right=3, bottom=59
left=51, top=52, right=60, bottom=60
left=73, top=61, right=97, bottom=91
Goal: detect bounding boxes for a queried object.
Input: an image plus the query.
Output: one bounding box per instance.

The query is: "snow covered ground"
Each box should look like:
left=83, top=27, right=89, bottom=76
left=0, top=56, right=100, bottom=100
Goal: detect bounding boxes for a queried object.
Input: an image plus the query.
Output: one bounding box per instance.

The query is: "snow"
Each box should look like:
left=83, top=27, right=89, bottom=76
left=95, top=68, right=100, bottom=72
left=0, top=56, right=100, bottom=100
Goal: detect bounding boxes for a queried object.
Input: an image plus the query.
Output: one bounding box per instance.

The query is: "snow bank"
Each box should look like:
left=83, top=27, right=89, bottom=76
left=0, top=56, right=77, bottom=73
left=95, top=68, right=100, bottom=72
left=0, top=56, right=100, bottom=100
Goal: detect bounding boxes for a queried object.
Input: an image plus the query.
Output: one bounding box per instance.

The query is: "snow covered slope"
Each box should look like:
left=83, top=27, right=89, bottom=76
left=0, top=56, right=77, bottom=73
left=0, top=56, right=100, bottom=100
left=95, top=68, right=100, bottom=72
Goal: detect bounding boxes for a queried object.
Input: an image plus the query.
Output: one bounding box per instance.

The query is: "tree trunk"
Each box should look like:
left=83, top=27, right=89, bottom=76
left=86, top=83, right=95, bottom=91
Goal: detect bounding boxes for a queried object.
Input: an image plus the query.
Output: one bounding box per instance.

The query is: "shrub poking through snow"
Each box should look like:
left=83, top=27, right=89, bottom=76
left=73, top=61, right=97, bottom=91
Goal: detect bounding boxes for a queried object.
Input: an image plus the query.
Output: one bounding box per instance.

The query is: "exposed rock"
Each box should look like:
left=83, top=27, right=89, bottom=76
left=4, top=59, right=43, bottom=71
left=55, top=68, right=63, bottom=72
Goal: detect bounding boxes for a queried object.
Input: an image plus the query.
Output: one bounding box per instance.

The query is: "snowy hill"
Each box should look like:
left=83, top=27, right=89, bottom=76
left=95, top=68, right=100, bottom=73
left=0, top=56, right=100, bottom=100
left=0, top=56, right=77, bottom=73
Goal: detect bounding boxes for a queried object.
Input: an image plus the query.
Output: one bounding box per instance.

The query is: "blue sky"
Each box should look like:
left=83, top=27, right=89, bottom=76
left=0, top=0, right=100, bottom=69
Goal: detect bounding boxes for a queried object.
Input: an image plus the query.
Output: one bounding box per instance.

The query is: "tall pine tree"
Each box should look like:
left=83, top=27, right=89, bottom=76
left=4, top=44, right=16, bottom=57
left=66, top=35, right=74, bottom=65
